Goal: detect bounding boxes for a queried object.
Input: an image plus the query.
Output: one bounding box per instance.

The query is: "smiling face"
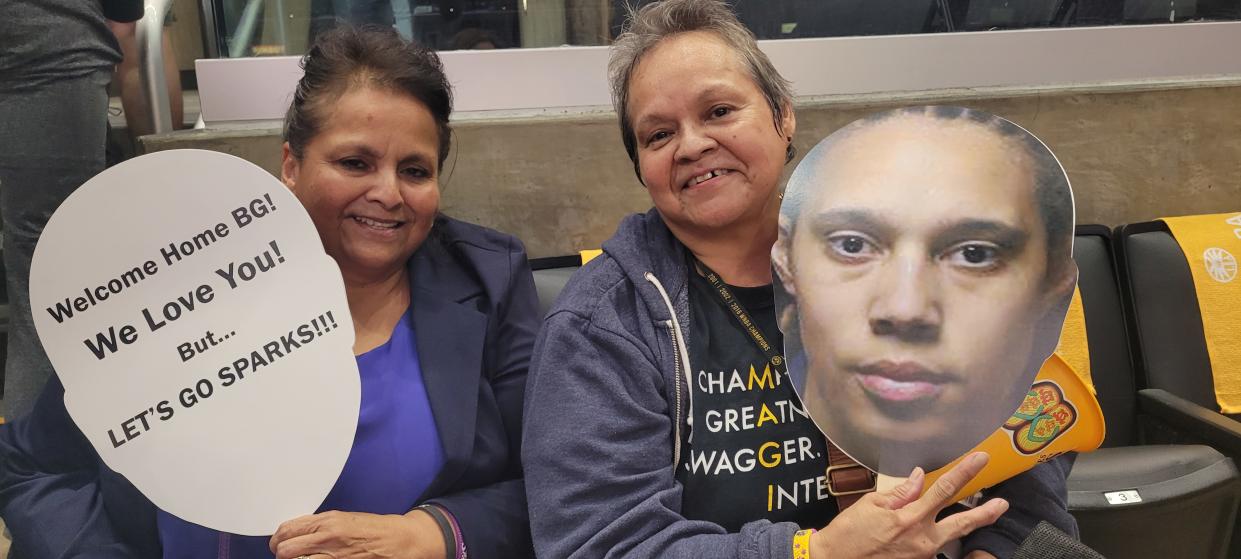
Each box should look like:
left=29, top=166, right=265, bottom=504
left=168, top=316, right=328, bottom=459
left=626, top=31, right=794, bottom=242
left=776, top=114, right=1073, bottom=473
left=281, top=86, right=441, bottom=283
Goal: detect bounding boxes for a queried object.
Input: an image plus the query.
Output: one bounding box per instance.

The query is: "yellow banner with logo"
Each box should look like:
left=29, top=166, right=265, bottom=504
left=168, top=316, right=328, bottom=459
left=1162, top=213, right=1241, bottom=413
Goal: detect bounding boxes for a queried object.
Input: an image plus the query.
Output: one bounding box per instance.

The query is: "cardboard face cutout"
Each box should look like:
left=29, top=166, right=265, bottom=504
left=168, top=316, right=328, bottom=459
left=30, top=150, right=360, bottom=535
left=773, top=107, right=1080, bottom=476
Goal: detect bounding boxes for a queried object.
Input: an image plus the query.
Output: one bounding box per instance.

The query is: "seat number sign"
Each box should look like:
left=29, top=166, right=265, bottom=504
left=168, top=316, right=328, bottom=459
left=1103, top=489, right=1142, bottom=505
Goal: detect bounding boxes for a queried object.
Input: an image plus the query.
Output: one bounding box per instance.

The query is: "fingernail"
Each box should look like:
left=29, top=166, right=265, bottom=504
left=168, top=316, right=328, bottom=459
left=969, top=452, right=988, bottom=468
left=908, top=467, right=924, bottom=481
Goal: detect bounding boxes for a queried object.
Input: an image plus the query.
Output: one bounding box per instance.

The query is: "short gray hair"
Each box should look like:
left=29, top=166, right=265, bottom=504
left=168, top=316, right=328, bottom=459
left=608, top=0, right=794, bottom=181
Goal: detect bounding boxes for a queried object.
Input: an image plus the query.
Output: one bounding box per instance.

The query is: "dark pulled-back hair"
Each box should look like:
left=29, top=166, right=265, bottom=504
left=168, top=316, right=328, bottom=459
left=284, top=25, right=454, bottom=165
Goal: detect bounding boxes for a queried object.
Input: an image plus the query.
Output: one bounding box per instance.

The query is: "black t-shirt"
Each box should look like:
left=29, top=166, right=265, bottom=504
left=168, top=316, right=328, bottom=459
left=676, top=270, right=837, bottom=531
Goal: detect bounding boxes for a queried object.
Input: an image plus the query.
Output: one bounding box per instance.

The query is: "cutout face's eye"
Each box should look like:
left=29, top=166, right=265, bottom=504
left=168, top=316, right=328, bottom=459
left=825, top=232, right=880, bottom=263
left=944, top=242, right=1003, bottom=270
left=711, top=105, right=731, bottom=118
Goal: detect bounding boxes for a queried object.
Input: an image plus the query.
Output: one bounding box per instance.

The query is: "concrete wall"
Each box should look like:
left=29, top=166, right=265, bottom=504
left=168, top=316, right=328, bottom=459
left=143, top=78, right=1241, bottom=257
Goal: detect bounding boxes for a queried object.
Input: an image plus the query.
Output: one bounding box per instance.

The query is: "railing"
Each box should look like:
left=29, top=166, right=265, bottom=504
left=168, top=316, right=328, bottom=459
left=194, top=21, right=1241, bottom=125
left=138, top=0, right=175, bottom=134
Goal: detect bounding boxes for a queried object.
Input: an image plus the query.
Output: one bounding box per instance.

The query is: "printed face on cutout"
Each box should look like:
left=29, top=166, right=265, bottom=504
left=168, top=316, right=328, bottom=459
left=773, top=110, right=1076, bottom=475
left=281, top=86, right=441, bottom=282
left=626, top=31, right=794, bottom=242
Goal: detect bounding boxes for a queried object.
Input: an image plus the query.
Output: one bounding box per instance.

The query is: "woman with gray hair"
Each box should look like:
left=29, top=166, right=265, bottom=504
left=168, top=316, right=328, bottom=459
left=522, top=1, right=1075, bottom=558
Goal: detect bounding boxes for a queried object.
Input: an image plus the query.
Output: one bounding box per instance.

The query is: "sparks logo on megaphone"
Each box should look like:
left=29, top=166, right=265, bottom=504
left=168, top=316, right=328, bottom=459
left=30, top=150, right=360, bottom=535
left=773, top=106, right=1099, bottom=480
left=1004, top=381, right=1078, bottom=455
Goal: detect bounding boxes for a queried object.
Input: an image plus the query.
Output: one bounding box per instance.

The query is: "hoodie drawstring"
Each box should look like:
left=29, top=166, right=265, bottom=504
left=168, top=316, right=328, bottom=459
left=644, top=272, right=694, bottom=471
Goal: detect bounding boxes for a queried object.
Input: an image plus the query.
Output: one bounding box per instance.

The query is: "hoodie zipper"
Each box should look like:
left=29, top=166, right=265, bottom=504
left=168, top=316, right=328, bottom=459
left=664, top=320, right=683, bottom=468
left=645, top=272, right=693, bottom=471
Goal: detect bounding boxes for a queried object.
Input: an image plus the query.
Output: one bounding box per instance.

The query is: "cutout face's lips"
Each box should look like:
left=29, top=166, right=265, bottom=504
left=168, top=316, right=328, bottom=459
left=852, top=360, right=958, bottom=405
left=857, top=374, right=943, bottom=403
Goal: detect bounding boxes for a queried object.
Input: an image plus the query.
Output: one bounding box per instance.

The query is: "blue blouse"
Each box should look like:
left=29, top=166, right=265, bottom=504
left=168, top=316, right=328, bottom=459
left=157, top=310, right=445, bottom=558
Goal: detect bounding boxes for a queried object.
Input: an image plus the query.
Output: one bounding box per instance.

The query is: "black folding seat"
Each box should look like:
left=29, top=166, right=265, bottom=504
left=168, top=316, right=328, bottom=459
left=1114, top=220, right=1241, bottom=423
left=1067, top=225, right=1241, bottom=558
left=530, top=255, right=583, bottom=317
left=1123, top=0, right=1198, bottom=22
left=769, top=0, right=937, bottom=37
left=961, top=0, right=1062, bottom=29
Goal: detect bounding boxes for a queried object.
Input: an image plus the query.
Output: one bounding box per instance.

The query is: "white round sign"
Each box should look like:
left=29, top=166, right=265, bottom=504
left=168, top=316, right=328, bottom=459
left=30, top=149, right=360, bottom=535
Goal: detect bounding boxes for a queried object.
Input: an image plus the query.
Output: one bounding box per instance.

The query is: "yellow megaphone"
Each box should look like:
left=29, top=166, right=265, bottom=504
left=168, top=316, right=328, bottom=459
left=914, top=353, right=1105, bottom=503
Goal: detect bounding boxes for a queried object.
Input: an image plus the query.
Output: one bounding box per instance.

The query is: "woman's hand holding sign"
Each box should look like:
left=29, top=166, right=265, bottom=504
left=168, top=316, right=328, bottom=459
left=811, top=452, right=1009, bottom=559
left=269, top=510, right=447, bottom=559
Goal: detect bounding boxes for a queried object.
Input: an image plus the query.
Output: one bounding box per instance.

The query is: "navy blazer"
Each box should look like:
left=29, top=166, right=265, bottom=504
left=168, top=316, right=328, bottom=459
left=0, top=216, right=539, bottom=558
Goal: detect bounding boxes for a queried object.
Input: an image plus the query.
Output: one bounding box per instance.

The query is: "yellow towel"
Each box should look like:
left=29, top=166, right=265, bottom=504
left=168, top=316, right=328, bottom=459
left=1162, top=213, right=1241, bottom=413
left=1054, top=286, right=1096, bottom=396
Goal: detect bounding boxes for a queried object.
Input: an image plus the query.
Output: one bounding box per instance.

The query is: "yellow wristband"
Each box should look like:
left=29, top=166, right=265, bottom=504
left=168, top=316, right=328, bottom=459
left=792, top=528, right=815, bottom=559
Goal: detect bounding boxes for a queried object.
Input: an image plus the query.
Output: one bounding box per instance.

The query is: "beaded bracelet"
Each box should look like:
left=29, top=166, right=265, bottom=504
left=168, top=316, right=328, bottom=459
left=792, top=528, right=815, bottom=559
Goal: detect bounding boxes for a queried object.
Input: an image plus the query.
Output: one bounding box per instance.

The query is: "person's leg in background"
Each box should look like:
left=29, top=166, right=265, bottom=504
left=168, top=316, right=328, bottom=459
left=0, top=70, right=111, bottom=421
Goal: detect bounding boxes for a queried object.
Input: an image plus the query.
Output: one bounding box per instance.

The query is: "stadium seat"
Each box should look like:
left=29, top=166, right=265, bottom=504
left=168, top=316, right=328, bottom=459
left=530, top=255, right=582, bottom=317
left=961, top=0, right=1064, bottom=29
left=1066, top=225, right=1241, bottom=558
left=773, top=0, right=938, bottom=37
left=1114, top=218, right=1241, bottom=464
left=1123, top=0, right=1198, bottom=22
